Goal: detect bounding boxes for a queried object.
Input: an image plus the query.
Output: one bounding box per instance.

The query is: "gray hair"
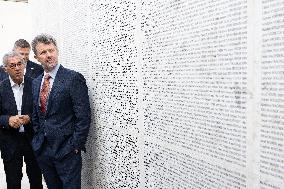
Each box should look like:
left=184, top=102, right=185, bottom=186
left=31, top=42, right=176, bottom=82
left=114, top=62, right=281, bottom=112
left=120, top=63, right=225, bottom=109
left=2, top=51, right=25, bottom=66
left=31, top=34, right=57, bottom=55
left=13, top=39, right=31, bottom=49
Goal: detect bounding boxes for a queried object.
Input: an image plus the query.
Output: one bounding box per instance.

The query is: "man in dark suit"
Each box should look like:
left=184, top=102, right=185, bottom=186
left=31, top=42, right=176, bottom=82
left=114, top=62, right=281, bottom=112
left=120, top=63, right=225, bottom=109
left=0, top=52, right=43, bottom=189
left=0, top=39, right=44, bottom=82
left=31, top=34, right=91, bottom=189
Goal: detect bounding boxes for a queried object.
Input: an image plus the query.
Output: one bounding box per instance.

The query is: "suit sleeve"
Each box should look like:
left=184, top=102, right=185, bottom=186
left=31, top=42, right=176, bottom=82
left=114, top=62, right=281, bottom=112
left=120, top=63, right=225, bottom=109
left=70, top=73, right=91, bottom=151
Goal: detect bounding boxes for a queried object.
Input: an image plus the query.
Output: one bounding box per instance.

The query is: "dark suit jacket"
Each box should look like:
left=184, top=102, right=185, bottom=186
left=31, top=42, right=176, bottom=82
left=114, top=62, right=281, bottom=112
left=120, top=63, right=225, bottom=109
left=0, top=60, right=43, bottom=82
left=0, top=66, right=6, bottom=83
left=26, top=60, right=44, bottom=79
left=0, top=76, right=34, bottom=161
left=32, top=65, right=91, bottom=159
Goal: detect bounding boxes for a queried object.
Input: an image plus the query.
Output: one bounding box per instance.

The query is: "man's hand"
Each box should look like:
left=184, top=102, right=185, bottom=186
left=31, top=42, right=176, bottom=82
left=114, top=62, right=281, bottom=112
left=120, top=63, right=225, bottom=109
left=8, top=115, right=30, bottom=128
left=8, top=115, right=22, bottom=128
left=19, top=115, right=30, bottom=125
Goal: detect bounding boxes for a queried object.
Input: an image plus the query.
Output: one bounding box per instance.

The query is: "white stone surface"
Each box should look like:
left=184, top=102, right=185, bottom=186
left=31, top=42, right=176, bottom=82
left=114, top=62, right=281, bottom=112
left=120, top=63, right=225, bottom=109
left=0, top=1, right=33, bottom=61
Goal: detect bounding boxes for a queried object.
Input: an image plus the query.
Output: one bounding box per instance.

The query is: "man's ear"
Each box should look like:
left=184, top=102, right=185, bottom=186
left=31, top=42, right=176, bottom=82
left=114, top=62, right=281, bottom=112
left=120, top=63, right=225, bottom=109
left=3, top=66, right=7, bottom=73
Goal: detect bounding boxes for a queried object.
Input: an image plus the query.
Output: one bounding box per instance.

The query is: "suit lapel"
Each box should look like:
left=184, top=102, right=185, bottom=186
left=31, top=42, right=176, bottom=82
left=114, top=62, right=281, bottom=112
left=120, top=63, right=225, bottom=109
left=26, top=61, right=31, bottom=74
left=21, top=76, right=31, bottom=114
left=33, top=75, right=43, bottom=113
left=46, top=65, right=65, bottom=114
left=4, top=80, right=18, bottom=115
left=26, top=61, right=34, bottom=78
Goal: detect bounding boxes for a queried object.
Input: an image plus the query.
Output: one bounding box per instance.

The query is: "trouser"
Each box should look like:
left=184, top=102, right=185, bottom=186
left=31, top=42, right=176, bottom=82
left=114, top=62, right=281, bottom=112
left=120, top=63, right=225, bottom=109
left=36, top=140, right=82, bottom=189
left=3, top=134, right=43, bottom=189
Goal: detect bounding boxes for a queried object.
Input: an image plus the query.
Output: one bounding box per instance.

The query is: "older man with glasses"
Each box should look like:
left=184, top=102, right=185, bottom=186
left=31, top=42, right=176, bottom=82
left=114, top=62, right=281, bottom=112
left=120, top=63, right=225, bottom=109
left=0, top=51, right=43, bottom=189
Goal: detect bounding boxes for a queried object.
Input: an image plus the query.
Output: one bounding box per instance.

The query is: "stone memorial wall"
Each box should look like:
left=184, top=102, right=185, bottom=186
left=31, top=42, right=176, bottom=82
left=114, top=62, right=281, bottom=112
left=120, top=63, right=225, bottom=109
left=29, top=0, right=284, bottom=188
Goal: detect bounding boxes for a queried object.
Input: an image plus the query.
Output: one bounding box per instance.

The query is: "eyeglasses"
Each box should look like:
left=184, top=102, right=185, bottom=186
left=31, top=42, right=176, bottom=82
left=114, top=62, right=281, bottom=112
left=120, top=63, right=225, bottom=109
left=7, top=63, right=24, bottom=69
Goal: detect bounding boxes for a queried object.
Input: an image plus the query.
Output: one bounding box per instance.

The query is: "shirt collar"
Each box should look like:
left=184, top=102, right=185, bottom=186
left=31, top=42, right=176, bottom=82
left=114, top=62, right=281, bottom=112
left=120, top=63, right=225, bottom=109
left=44, top=63, right=60, bottom=79
left=9, top=76, right=24, bottom=88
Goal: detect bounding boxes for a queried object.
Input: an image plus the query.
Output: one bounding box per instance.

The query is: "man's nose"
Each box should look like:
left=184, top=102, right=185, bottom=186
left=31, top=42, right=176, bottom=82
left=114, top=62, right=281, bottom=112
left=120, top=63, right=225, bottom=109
left=46, top=51, right=52, bottom=57
left=15, top=64, right=23, bottom=70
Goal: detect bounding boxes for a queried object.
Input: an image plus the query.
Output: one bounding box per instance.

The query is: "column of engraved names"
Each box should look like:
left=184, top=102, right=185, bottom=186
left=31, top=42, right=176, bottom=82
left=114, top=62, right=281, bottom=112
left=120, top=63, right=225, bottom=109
left=260, top=0, right=284, bottom=186
left=89, top=2, right=140, bottom=189
left=144, top=142, right=246, bottom=188
left=142, top=0, right=248, bottom=168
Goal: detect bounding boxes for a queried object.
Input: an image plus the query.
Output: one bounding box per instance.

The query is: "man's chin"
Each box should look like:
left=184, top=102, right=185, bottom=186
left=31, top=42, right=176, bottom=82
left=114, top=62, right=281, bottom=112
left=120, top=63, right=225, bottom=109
left=13, top=78, right=23, bottom=84
left=45, top=65, right=56, bottom=71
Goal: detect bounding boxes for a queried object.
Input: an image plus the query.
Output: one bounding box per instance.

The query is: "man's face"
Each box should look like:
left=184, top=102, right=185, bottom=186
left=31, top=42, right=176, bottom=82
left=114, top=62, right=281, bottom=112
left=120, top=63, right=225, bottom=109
left=5, top=56, right=25, bottom=84
left=34, top=43, right=58, bottom=72
left=14, top=47, right=30, bottom=62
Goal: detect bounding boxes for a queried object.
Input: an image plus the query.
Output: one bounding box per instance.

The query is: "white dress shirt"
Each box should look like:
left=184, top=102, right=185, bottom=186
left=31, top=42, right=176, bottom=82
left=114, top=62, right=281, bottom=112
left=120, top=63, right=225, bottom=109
left=9, top=76, right=25, bottom=132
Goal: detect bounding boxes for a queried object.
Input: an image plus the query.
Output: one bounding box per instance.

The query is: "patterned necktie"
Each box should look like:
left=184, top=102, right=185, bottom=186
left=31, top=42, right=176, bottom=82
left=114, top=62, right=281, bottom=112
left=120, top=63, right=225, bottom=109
left=40, top=74, right=51, bottom=113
